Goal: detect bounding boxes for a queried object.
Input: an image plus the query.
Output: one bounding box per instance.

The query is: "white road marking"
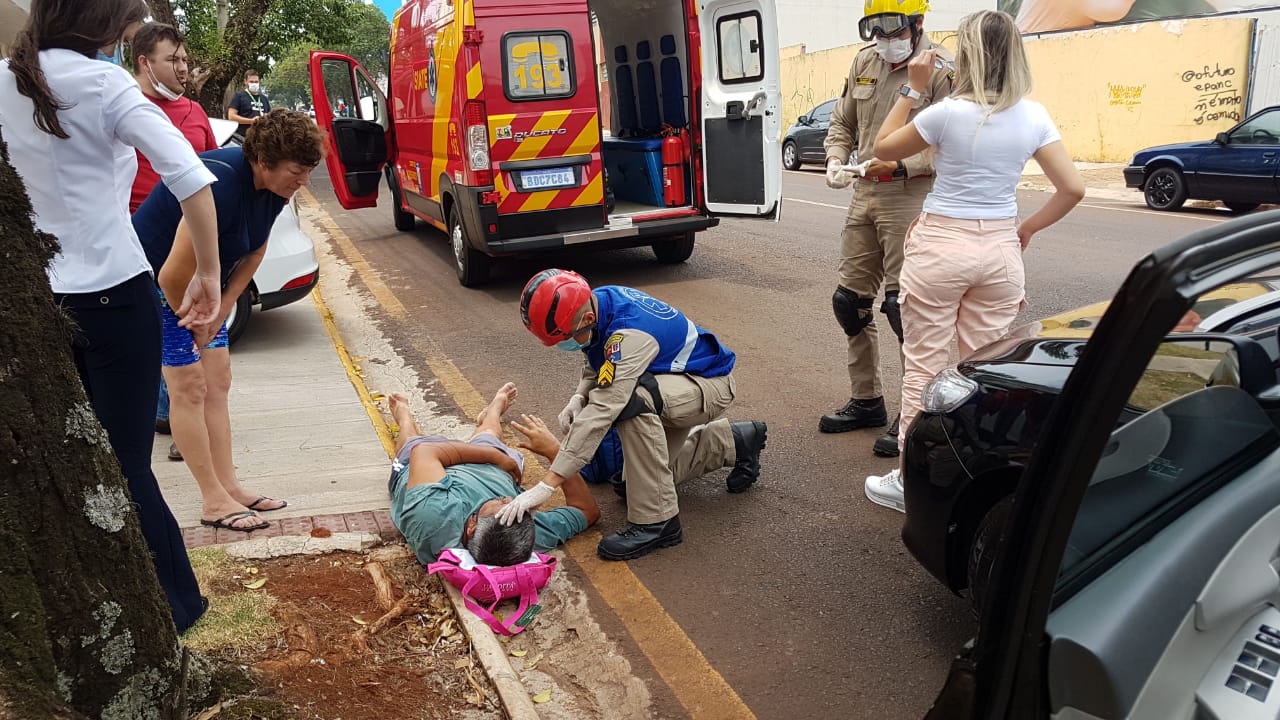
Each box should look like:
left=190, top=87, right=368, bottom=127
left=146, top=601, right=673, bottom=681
left=784, top=197, right=847, bottom=210
left=1076, top=202, right=1228, bottom=222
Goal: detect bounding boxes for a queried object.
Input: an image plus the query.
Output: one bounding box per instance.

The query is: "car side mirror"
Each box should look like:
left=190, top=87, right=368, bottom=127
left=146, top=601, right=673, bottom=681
left=798, top=115, right=810, bottom=125
left=1215, top=132, right=1230, bottom=145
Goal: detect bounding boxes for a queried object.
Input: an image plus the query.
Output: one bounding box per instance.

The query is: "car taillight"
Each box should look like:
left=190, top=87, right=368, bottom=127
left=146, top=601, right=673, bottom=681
left=464, top=101, right=491, bottom=186
left=281, top=271, right=317, bottom=292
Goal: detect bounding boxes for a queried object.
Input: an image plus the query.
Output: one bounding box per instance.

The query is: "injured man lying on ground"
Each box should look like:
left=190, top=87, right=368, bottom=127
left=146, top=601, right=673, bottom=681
left=387, top=383, right=601, bottom=566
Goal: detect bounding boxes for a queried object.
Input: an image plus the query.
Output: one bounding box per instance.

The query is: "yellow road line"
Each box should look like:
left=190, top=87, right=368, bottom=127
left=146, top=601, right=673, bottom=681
left=308, top=285, right=397, bottom=458
left=297, top=191, right=757, bottom=720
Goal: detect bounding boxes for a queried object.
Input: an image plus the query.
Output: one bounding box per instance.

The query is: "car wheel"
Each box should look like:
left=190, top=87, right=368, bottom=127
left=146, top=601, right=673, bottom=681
left=1225, top=201, right=1260, bottom=214
left=388, top=171, right=416, bottom=232
left=967, top=496, right=1012, bottom=618
left=652, top=232, right=695, bottom=264
left=225, top=289, right=252, bottom=346
left=1143, top=167, right=1187, bottom=211
left=449, top=205, right=490, bottom=287
left=782, top=141, right=801, bottom=171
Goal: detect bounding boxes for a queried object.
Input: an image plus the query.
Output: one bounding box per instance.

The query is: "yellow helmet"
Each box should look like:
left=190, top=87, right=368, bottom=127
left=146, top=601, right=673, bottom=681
left=859, top=0, right=929, bottom=40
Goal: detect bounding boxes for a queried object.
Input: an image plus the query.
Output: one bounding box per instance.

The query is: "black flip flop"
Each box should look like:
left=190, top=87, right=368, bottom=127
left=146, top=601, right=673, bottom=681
left=246, top=496, right=288, bottom=512
left=200, top=511, right=269, bottom=532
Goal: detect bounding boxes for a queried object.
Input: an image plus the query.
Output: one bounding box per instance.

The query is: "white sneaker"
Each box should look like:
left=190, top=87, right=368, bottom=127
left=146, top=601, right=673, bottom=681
left=864, top=468, right=905, bottom=513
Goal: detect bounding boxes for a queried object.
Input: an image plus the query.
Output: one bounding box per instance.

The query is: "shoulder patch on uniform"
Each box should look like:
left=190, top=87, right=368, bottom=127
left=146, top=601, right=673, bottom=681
left=597, top=361, right=616, bottom=388
left=854, top=76, right=877, bottom=86
left=605, top=333, right=623, bottom=362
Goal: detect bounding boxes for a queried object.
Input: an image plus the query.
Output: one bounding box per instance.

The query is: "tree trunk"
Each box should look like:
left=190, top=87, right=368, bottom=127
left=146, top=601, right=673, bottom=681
left=0, top=138, right=187, bottom=717
left=196, top=0, right=273, bottom=118
left=148, top=0, right=177, bottom=30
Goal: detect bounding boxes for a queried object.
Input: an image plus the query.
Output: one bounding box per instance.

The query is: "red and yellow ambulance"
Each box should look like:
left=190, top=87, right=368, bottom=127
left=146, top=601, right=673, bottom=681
left=309, top=0, right=781, bottom=286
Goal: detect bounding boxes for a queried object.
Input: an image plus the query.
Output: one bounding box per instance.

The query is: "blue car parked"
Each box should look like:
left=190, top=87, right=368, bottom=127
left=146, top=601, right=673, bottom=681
left=1124, top=106, right=1280, bottom=213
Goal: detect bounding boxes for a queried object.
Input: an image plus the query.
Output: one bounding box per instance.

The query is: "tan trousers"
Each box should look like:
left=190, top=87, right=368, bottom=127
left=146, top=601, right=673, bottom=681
left=617, top=373, right=737, bottom=524
left=898, top=213, right=1024, bottom=452
left=839, top=178, right=931, bottom=400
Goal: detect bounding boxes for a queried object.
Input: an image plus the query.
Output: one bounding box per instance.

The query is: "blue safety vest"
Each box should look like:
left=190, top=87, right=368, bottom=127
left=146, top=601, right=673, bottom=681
left=583, top=286, right=736, bottom=378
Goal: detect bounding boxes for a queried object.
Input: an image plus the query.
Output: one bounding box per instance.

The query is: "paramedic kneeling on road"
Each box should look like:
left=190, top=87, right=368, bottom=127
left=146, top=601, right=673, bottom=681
left=498, top=270, right=768, bottom=562
left=388, top=384, right=600, bottom=566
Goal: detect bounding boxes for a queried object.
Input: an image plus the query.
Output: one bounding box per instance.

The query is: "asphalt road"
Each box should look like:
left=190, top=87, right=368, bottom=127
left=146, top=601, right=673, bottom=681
left=306, top=166, right=1235, bottom=719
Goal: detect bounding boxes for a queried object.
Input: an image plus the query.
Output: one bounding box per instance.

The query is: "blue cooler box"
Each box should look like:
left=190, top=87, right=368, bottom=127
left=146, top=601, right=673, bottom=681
left=603, top=138, right=664, bottom=207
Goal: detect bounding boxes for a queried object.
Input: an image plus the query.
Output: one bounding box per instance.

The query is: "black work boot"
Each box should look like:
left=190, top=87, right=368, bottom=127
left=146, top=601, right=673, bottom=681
left=597, top=516, right=683, bottom=561
left=726, top=421, right=767, bottom=493
left=819, top=397, right=888, bottom=433
left=872, top=415, right=901, bottom=457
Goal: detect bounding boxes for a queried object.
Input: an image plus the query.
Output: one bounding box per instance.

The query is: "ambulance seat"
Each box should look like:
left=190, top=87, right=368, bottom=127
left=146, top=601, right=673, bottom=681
left=635, top=41, right=661, bottom=133
left=613, top=46, right=639, bottom=135
left=659, top=35, right=686, bottom=128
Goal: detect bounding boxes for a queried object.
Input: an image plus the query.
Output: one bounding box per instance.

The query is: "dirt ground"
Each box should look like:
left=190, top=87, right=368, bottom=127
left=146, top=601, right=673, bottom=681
left=187, top=545, right=501, bottom=720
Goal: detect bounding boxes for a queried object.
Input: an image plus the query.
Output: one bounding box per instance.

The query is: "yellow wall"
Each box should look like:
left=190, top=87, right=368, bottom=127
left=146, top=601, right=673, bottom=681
left=781, top=19, right=1254, bottom=162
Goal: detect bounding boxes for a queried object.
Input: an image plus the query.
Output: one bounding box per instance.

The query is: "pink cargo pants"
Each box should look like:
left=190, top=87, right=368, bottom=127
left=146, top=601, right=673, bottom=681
left=898, top=212, right=1025, bottom=453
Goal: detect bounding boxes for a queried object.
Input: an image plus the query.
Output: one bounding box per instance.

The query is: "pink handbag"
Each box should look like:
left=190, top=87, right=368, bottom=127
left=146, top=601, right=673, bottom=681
left=427, top=548, right=557, bottom=636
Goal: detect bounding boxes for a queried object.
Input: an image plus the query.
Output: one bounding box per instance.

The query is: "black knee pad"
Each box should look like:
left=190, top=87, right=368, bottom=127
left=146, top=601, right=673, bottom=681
left=881, top=291, right=903, bottom=344
left=833, top=287, right=874, bottom=337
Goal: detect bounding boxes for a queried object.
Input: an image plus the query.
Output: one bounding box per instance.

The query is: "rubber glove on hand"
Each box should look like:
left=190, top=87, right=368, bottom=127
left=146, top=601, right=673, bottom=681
left=557, top=394, right=587, bottom=434
left=825, top=158, right=854, bottom=189
left=495, top=482, right=555, bottom=526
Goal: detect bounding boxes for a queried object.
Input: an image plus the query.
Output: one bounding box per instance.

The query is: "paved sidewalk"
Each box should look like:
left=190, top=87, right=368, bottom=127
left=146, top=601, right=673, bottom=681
left=1021, top=159, right=1132, bottom=202
left=152, top=296, right=399, bottom=548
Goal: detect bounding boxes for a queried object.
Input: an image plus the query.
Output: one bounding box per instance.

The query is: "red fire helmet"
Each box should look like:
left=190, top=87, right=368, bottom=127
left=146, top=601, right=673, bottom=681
left=519, top=269, right=593, bottom=346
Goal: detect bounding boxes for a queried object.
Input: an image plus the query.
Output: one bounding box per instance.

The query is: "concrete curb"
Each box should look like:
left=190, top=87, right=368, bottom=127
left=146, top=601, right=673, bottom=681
left=305, top=240, right=541, bottom=720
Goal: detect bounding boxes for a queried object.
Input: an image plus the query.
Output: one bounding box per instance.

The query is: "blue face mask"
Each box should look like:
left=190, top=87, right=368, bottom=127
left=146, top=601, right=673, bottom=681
left=96, top=40, right=124, bottom=66
left=556, top=337, right=588, bottom=352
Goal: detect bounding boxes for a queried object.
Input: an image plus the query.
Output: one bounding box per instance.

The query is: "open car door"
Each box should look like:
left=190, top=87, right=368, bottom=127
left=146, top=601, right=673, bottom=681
left=698, top=0, right=782, bottom=219
left=308, top=51, right=392, bottom=210
left=929, top=211, right=1280, bottom=719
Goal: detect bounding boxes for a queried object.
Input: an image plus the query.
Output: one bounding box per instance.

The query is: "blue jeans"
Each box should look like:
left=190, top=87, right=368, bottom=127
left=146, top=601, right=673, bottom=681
left=157, top=374, right=169, bottom=422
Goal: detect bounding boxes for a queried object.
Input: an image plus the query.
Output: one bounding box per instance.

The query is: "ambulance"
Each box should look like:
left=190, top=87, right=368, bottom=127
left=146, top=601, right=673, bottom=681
left=308, top=0, right=782, bottom=286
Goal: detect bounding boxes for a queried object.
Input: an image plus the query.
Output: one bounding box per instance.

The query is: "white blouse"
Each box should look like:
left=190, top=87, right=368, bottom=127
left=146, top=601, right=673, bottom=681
left=0, top=49, right=217, bottom=294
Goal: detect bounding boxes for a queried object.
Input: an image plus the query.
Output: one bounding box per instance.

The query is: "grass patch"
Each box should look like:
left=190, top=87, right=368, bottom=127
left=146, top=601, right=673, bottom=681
left=184, top=547, right=282, bottom=662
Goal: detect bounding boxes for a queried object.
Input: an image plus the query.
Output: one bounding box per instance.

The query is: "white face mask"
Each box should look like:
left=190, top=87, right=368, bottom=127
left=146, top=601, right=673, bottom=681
left=875, top=36, right=913, bottom=64
left=145, top=61, right=183, bottom=101
left=247, top=82, right=261, bottom=94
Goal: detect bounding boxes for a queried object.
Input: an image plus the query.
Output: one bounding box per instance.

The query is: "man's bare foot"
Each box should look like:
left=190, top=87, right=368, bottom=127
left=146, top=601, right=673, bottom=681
left=476, top=382, right=518, bottom=426
left=389, top=392, right=414, bottom=428
left=512, top=414, right=559, bottom=460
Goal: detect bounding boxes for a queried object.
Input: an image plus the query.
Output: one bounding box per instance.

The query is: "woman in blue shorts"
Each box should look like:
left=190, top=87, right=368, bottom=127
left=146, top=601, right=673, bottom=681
left=133, top=109, right=324, bottom=531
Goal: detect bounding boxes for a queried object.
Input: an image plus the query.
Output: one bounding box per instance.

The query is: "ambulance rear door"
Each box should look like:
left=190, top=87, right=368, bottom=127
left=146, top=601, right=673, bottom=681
left=309, top=51, right=393, bottom=210
left=697, top=0, right=782, bottom=219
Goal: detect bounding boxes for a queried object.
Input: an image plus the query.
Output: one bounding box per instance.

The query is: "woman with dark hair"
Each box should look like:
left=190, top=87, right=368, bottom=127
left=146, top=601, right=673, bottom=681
left=0, top=0, right=223, bottom=632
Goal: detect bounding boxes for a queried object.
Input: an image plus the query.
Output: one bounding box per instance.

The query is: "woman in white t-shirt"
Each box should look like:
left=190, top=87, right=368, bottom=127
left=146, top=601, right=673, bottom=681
left=861, top=9, right=1085, bottom=511
left=1, top=0, right=224, bottom=632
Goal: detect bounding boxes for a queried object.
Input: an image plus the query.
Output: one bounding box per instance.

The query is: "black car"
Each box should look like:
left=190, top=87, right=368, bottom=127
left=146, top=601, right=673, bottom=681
left=1123, top=105, right=1280, bottom=213
left=919, top=211, right=1280, bottom=718
left=782, top=99, right=837, bottom=171
left=903, top=279, right=1280, bottom=613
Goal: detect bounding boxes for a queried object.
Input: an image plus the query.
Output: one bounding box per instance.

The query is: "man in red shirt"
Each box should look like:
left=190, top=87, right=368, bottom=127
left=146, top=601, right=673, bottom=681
left=130, top=23, right=218, bottom=458
left=129, top=23, right=217, bottom=213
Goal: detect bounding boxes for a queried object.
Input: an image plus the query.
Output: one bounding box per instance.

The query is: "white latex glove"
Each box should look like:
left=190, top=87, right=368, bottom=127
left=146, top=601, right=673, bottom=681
left=825, top=158, right=854, bottom=189
left=495, top=482, right=556, bottom=526
left=557, top=394, right=587, bottom=434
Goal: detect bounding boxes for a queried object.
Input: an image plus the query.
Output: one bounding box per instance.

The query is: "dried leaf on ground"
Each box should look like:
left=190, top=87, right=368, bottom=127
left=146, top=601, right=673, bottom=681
left=352, top=616, right=368, bottom=626
left=523, top=653, right=543, bottom=672
left=243, top=578, right=267, bottom=590
left=532, top=689, right=553, bottom=704
left=509, top=649, right=528, bottom=658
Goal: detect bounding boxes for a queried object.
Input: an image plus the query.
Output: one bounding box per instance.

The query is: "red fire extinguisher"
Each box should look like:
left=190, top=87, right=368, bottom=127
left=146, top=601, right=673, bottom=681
left=661, top=129, right=686, bottom=207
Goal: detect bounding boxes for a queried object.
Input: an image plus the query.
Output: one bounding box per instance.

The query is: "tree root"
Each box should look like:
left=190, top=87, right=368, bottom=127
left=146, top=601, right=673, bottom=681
left=251, top=606, right=318, bottom=677
left=365, top=561, right=397, bottom=611
left=350, top=597, right=417, bottom=654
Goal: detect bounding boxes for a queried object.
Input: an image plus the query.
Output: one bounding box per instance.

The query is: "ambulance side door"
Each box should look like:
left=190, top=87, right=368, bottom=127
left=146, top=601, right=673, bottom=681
left=309, top=51, right=393, bottom=210
left=698, top=0, right=782, bottom=219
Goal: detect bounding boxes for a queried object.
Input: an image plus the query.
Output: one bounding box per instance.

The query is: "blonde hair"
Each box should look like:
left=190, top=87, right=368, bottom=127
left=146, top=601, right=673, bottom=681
left=951, top=10, right=1032, bottom=116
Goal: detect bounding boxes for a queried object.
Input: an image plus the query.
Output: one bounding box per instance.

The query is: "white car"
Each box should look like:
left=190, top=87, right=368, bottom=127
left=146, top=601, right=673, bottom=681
left=209, top=118, right=319, bottom=343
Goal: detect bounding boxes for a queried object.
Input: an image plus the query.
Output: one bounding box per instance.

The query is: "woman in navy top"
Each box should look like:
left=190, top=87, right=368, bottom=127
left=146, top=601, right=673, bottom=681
left=133, top=109, right=324, bottom=532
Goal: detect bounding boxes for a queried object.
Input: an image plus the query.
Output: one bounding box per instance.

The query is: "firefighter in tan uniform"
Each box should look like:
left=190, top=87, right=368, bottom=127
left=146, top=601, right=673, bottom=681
left=497, top=270, right=768, bottom=561
left=819, top=0, right=953, bottom=457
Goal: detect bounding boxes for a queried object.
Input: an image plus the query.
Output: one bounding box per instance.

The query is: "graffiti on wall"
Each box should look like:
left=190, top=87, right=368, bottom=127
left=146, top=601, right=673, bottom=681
left=1108, top=83, right=1145, bottom=109
left=1182, top=63, right=1243, bottom=126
